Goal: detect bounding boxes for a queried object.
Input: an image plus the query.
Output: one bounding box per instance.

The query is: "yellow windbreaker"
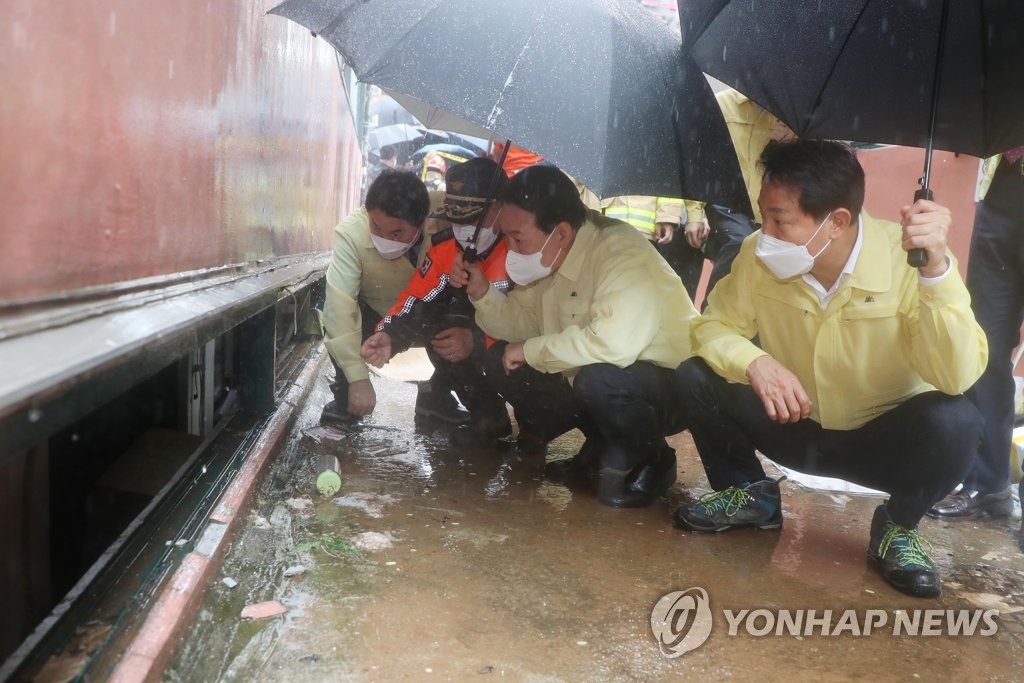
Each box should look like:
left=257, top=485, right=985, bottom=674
left=691, top=214, right=987, bottom=430
left=473, top=211, right=697, bottom=379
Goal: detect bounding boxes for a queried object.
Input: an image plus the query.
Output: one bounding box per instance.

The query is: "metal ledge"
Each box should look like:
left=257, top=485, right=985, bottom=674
left=0, top=253, right=329, bottom=456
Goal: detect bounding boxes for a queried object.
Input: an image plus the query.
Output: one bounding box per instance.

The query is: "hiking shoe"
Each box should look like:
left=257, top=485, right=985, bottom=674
left=867, top=504, right=941, bottom=598
left=673, top=478, right=784, bottom=532
left=414, top=385, right=470, bottom=425
left=320, top=400, right=358, bottom=428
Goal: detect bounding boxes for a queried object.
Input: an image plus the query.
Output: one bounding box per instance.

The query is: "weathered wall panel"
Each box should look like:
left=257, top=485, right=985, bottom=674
left=0, top=0, right=361, bottom=301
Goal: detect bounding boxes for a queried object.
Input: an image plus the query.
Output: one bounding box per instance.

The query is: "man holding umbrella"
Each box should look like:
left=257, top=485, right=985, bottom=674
left=451, top=166, right=696, bottom=508
left=673, top=140, right=986, bottom=597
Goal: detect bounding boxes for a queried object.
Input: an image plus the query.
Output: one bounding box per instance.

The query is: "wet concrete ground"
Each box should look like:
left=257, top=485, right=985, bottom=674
left=167, top=354, right=1024, bottom=681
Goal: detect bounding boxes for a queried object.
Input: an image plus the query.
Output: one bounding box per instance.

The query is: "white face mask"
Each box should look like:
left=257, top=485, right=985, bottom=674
left=452, top=206, right=503, bottom=254
left=453, top=224, right=500, bottom=253
left=755, top=212, right=832, bottom=280
left=505, top=229, right=561, bottom=286
left=371, top=230, right=419, bottom=260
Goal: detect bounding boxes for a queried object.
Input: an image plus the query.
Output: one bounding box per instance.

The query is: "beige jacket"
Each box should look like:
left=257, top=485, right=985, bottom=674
left=323, top=208, right=433, bottom=383
left=472, top=211, right=698, bottom=378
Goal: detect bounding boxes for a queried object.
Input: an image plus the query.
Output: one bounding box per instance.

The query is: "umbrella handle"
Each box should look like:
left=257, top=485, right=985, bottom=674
left=906, top=188, right=933, bottom=268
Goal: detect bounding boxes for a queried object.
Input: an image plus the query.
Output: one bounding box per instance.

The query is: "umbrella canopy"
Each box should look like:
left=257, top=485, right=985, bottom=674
left=686, top=0, right=1024, bottom=159
left=366, top=123, right=428, bottom=152
left=269, top=0, right=748, bottom=207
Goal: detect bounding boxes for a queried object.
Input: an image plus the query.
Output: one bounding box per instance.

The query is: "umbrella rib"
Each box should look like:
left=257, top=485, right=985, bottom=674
left=486, top=5, right=550, bottom=132
left=807, top=0, right=874, bottom=136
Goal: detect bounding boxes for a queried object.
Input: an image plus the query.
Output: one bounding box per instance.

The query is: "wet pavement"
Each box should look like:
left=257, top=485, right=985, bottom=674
left=167, top=354, right=1024, bottom=681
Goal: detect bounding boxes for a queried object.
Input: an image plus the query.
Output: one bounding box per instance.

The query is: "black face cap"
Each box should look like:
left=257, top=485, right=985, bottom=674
left=431, top=157, right=507, bottom=224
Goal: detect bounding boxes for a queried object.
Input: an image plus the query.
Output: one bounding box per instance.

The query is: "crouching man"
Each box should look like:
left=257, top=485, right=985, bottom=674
left=321, top=170, right=462, bottom=426
left=673, top=140, right=986, bottom=597
left=451, top=166, right=696, bottom=507
left=361, top=158, right=515, bottom=441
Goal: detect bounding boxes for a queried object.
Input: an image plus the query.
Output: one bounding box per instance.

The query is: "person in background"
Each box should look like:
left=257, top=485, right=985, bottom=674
left=928, top=148, right=1024, bottom=537
left=451, top=166, right=696, bottom=508
left=673, top=140, right=986, bottom=597
left=490, top=142, right=545, bottom=177
left=682, top=87, right=796, bottom=305
left=321, top=170, right=466, bottom=427
left=360, top=158, right=515, bottom=442
left=598, top=195, right=703, bottom=296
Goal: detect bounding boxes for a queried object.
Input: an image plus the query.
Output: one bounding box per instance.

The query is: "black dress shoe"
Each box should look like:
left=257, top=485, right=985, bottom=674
left=926, top=487, right=1013, bottom=520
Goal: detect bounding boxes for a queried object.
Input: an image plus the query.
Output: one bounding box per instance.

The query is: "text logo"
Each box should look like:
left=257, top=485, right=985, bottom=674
left=650, top=587, right=713, bottom=658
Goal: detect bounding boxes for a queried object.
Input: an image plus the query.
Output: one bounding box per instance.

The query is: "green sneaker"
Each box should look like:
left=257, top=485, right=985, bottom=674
left=673, top=478, right=784, bottom=532
left=867, top=504, right=941, bottom=598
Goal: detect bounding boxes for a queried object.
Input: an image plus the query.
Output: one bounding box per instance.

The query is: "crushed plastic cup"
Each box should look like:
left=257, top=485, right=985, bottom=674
left=316, top=454, right=342, bottom=496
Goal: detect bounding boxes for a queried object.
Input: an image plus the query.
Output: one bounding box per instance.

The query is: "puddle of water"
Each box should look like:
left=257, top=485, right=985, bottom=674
left=166, top=371, right=1024, bottom=682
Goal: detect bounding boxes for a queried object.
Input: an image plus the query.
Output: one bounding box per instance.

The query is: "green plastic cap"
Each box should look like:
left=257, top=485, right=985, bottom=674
left=316, top=469, right=342, bottom=497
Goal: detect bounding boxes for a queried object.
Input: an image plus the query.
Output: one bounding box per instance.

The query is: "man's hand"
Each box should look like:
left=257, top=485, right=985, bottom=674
left=899, top=198, right=952, bottom=277
left=502, top=342, right=527, bottom=374
left=450, top=253, right=490, bottom=300
left=684, top=220, right=710, bottom=249
left=431, top=327, right=474, bottom=362
left=360, top=332, right=392, bottom=368
left=654, top=222, right=675, bottom=245
left=745, top=355, right=812, bottom=423
left=347, top=379, right=376, bottom=416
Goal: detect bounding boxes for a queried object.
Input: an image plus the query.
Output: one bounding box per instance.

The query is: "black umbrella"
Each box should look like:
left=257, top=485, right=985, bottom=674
left=685, top=0, right=1024, bottom=265
left=269, top=0, right=748, bottom=209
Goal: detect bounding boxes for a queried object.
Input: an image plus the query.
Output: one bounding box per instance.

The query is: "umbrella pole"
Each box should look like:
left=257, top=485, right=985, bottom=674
left=909, top=0, right=951, bottom=268
left=465, top=139, right=511, bottom=263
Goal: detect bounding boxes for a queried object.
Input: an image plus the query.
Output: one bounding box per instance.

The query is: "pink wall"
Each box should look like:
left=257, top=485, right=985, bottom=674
left=858, top=147, right=981, bottom=279
left=0, top=0, right=362, bottom=301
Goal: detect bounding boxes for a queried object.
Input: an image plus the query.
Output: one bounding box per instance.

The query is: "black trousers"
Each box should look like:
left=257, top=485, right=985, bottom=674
left=702, top=204, right=756, bottom=307
left=655, top=236, right=705, bottom=302
left=329, top=299, right=502, bottom=417
left=676, top=358, right=982, bottom=528
left=963, top=159, right=1024, bottom=494
left=422, top=336, right=506, bottom=419
left=485, top=342, right=688, bottom=470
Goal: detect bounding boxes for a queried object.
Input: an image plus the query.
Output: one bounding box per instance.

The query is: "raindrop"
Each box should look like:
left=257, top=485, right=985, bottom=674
left=27, top=408, right=42, bottom=423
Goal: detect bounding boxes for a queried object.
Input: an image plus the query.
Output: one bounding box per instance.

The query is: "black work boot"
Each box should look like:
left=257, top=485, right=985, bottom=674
left=414, top=382, right=470, bottom=425
left=320, top=400, right=358, bottom=428
left=867, top=504, right=941, bottom=598
left=673, top=478, right=784, bottom=532
left=627, top=444, right=677, bottom=500
left=597, top=446, right=677, bottom=508
left=545, top=437, right=603, bottom=483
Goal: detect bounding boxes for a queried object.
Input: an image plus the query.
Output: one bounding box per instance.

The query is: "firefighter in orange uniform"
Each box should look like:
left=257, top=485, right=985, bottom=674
left=361, top=158, right=515, bottom=441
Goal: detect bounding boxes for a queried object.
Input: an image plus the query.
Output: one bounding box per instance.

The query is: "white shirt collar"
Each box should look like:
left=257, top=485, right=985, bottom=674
left=802, top=216, right=864, bottom=309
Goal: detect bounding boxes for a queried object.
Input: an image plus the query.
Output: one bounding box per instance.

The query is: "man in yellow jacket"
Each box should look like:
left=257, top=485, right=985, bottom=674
left=673, top=140, right=987, bottom=598
left=451, top=166, right=697, bottom=507
left=321, top=170, right=466, bottom=427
